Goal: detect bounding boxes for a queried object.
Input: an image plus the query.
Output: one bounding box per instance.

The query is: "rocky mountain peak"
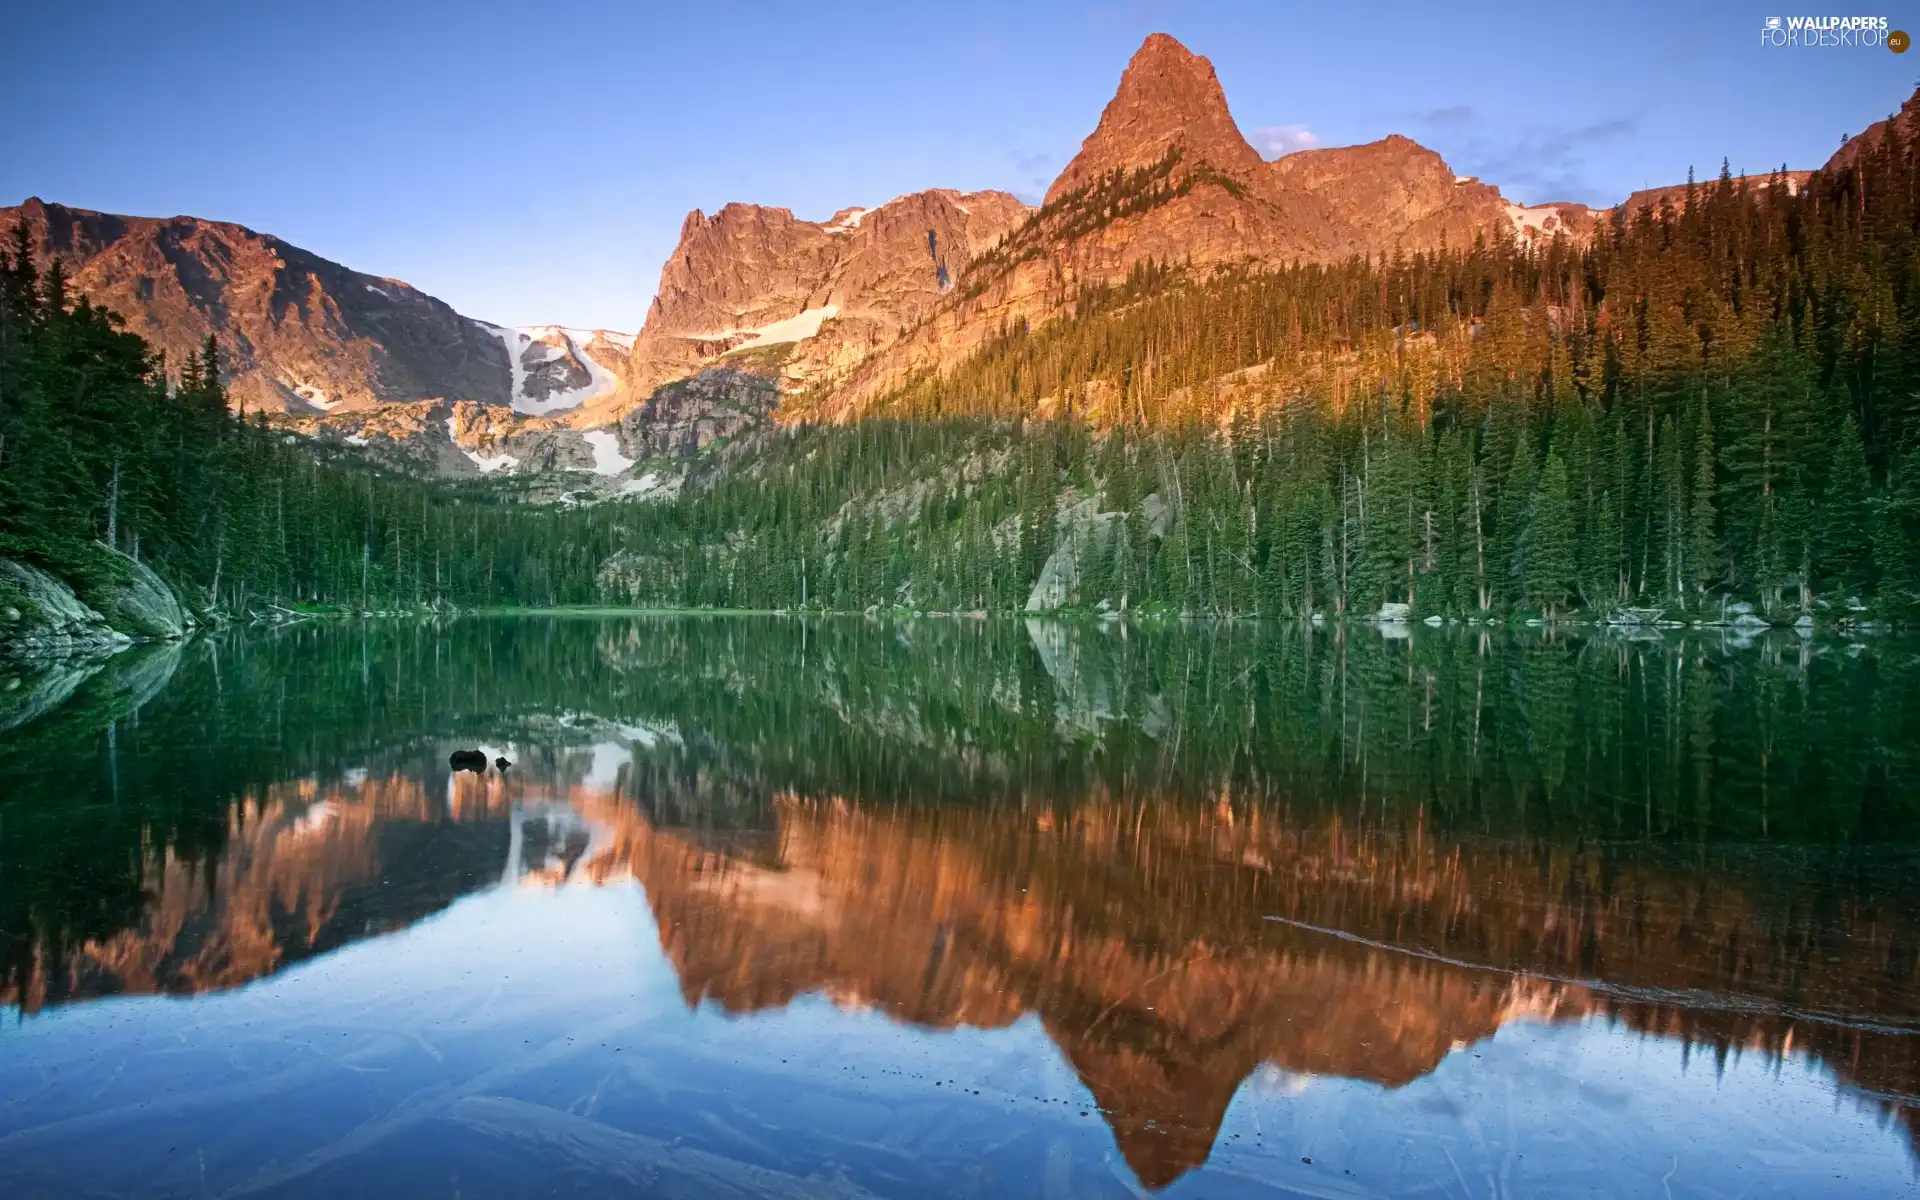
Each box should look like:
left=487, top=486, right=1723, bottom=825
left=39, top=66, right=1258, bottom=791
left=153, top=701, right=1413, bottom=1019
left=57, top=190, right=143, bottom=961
left=1045, top=32, right=1260, bottom=204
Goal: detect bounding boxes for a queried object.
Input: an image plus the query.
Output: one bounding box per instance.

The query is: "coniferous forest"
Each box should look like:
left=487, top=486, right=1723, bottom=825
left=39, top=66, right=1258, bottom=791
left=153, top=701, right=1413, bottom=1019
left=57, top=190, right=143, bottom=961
left=8, top=127, right=1920, bottom=623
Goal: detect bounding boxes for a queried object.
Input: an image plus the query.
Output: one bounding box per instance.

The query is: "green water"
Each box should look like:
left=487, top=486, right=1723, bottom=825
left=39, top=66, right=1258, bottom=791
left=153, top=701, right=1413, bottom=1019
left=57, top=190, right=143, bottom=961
left=2, top=617, right=1918, bottom=1197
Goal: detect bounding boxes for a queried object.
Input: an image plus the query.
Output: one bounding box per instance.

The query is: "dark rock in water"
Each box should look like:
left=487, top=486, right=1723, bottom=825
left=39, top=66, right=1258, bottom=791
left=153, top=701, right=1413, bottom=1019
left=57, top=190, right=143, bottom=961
left=449, top=749, right=488, bottom=774
left=494, top=756, right=512, bottom=771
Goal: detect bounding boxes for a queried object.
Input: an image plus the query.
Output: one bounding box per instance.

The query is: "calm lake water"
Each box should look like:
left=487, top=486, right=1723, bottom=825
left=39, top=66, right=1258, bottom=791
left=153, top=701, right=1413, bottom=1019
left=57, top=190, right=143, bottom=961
left=3, top=616, right=1920, bottom=1197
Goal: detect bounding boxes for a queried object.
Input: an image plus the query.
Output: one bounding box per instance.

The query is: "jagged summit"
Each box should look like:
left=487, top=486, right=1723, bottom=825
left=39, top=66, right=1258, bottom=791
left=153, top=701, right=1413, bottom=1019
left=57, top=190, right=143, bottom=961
left=1046, top=33, right=1260, bottom=203
left=619, top=187, right=1031, bottom=405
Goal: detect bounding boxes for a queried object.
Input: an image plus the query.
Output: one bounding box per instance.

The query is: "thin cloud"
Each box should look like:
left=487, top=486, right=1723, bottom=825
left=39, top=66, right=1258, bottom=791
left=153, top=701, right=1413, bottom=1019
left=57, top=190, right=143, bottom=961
left=1421, top=105, right=1475, bottom=127
left=1249, top=124, right=1319, bottom=159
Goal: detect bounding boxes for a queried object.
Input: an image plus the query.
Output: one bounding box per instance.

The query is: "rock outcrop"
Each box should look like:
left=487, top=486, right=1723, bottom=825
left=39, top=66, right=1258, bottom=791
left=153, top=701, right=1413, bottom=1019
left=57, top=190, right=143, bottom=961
left=0, top=545, right=193, bottom=659
left=94, top=547, right=190, bottom=639
left=0, top=559, right=130, bottom=658
left=1024, top=497, right=1120, bottom=612
left=621, top=189, right=1030, bottom=408
left=612, top=367, right=779, bottom=462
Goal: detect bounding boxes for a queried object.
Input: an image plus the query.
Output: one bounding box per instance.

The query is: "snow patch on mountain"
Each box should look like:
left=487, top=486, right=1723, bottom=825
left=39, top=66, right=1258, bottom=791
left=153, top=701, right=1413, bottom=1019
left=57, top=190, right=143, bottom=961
left=552, top=332, right=621, bottom=410
left=688, top=305, right=840, bottom=351
left=525, top=325, right=634, bottom=352
left=1505, top=201, right=1567, bottom=240
left=465, top=448, right=518, bottom=473
left=581, top=430, right=633, bottom=476
left=479, top=322, right=531, bottom=412
left=620, top=471, right=672, bottom=499
left=476, top=322, right=624, bottom=416
left=293, top=385, right=336, bottom=411
left=588, top=328, right=636, bottom=350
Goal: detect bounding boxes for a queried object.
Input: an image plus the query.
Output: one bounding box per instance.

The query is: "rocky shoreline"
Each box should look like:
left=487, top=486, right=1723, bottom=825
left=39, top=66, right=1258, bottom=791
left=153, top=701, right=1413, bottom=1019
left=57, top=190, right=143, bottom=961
left=0, top=545, right=195, bottom=660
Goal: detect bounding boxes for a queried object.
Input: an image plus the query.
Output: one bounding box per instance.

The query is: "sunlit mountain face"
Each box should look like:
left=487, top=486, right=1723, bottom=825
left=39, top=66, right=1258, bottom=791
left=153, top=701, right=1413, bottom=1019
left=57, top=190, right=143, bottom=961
left=3, top=617, right=1918, bottom=1195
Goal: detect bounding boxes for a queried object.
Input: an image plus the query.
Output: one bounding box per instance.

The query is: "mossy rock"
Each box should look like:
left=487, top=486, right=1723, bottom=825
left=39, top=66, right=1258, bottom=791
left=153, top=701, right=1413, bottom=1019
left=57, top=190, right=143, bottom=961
left=70, top=545, right=188, bottom=641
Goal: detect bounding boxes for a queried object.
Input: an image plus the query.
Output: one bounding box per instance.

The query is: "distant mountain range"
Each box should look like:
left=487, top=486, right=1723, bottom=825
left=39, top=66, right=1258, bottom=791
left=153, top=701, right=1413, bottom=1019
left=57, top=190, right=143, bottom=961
left=5, top=32, right=1910, bottom=486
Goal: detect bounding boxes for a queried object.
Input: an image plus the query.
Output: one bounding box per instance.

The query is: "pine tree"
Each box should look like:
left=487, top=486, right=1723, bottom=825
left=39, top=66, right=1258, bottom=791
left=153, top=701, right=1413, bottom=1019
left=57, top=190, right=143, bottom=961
left=1525, top=452, right=1578, bottom=619
left=1819, top=411, right=1874, bottom=598
left=1689, top=401, right=1718, bottom=604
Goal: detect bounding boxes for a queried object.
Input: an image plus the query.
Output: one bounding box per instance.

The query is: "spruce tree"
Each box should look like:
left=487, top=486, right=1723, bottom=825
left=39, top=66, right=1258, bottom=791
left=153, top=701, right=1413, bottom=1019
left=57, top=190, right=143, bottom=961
left=1525, top=452, right=1578, bottom=620
left=1820, top=412, right=1874, bottom=599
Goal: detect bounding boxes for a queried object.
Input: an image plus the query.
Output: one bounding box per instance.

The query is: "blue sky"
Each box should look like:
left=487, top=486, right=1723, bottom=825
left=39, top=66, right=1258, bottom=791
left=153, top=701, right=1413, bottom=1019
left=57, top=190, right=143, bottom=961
left=4, top=1, right=1914, bottom=329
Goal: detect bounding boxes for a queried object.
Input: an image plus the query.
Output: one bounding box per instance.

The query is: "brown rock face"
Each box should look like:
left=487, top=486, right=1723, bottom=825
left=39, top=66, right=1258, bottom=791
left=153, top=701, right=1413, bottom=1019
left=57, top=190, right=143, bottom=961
left=788, top=34, right=1594, bottom=417
left=620, top=188, right=1030, bottom=408
left=1271, top=136, right=1506, bottom=253
left=1045, top=32, right=1261, bottom=202
left=1, top=198, right=515, bottom=414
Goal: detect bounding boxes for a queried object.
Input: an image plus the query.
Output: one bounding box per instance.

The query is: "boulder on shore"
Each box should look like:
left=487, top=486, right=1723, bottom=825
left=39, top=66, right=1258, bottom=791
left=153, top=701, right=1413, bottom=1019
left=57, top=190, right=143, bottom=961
left=0, top=545, right=192, bottom=658
left=92, top=546, right=190, bottom=639
left=0, top=559, right=130, bottom=658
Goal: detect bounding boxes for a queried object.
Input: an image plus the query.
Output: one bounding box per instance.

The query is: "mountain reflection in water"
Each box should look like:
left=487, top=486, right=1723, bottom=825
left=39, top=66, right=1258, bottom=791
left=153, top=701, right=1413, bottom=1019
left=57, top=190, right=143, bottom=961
left=8, top=762, right=1920, bottom=1188
left=2, top=617, right=1918, bottom=1194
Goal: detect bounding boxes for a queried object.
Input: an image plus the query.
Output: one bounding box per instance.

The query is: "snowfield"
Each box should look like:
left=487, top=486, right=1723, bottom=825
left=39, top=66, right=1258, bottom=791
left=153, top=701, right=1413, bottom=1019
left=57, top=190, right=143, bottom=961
left=620, top=471, right=667, bottom=497
left=581, top=430, right=634, bottom=476
left=1505, top=201, right=1566, bottom=239
left=465, top=449, right=518, bottom=473
left=687, top=304, right=840, bottom=351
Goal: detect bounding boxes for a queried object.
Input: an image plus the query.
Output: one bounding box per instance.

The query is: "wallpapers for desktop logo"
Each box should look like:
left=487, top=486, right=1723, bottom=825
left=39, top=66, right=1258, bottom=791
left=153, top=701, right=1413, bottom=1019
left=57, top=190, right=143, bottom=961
left=1760, top=14, right=1905, bottom=49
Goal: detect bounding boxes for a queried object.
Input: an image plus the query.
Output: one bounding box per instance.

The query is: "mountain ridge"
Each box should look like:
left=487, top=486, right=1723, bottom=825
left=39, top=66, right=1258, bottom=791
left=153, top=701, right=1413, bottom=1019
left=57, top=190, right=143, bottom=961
left=7, top=31, right=1905, bottom=478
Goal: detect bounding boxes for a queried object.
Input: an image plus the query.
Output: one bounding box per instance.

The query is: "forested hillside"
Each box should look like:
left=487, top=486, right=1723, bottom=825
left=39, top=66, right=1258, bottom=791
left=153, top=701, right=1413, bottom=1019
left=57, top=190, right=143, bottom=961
left=0, top=225, right=616, bottom=616
left=601, top=138, right=1920, bottom=621
left=8, top=113, right=1920, bottom=625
